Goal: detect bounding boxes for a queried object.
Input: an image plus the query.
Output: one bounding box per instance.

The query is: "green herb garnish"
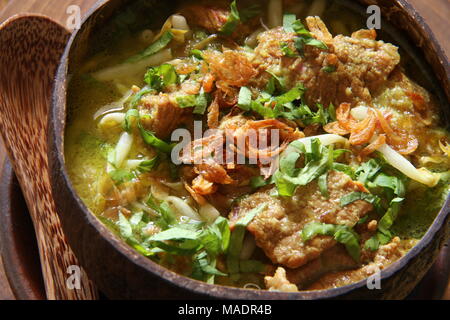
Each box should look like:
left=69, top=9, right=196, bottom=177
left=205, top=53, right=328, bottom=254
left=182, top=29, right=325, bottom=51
left=227, top=204, right=266, bottom=276
left=144, top=63, right=178, bottom=92
left=302, top=222, right=361, bottom=261
left=282, top=13, right=328, bottom=57
left=220, top=0, right=240, bottom=36
left=127, top=31, right=174, bottom=63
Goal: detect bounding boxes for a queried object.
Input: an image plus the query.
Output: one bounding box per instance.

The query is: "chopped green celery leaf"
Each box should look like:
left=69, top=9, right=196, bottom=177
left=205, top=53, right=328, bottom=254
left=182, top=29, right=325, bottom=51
left=364, top=235, right=380, bottom=251
left=333, top=226, right=361, bottom=261
left=283, top=13, right=297, bottom=33
left=137, top=156, right=159, bottom=173
left=199, top=216, right=230, bottom=255
left=213, top=216, right=231, bottom=252
left=275, top=139, right=335, bottom=196
left=356, top=158, right=384, bottom=184
left=279, top=152, right=300, bottom=176
left=220, top=0, right=240, bottom=36
left=227, top=204, right=266, bottom=274
left=265, top=77, right=276, bottom=95
left=275, top=85, right=304, bottom=105
left=305, top=38, right=328, bottom=50
left=190, top=49, right=204, bottom=60
left=193, top=91, right=210, bottom=115
left=250, top=176, right=274, bottom=189
left=280, top=42, right=298, bottom=57
left=333, top=149, right=350, bottom=160
left=273, top=171, right=297, bottom=197
left=176, top=95, right=197, bottom=108
left=377, top=198, right=404, bottom=235
left=265, top=71, right=286, bottom=93
left=250, top=100, right=275, bottom=118
left=332, top=163, right=355, bottom=179
left=123, top=109, right=140, bottom=132
left=294, top=37, right=306, bottom=56
left=323, top=65, right=336, bottom=73
left=176, top=91, right=210, bottom=114
left=146, top=197, right=177, bottom=230
left=152, top=241, right=199, bottom=256
left=301, top=222, right=336, bottom=240
left=281, top=154, right=329, bottom=190
left=129, top=86, right=154, bottom=108
left=340, top=192, right=381, bottom=210
left=144, top=63, right=178, bottom=91
left=238, top=86, right=252, bottom=111
left=117, top=213, right=133, bottom=239
left=201, top=263, right=227, bottom=277
left=109, top=169, right=135, bottom=185
left=192, top=253, right=225, bottom=283
left=159, top=201, right=177, bottom=226
left=328, top=103, right=336, bottom=121
left=357, top=215, right=369, bottom=225
left=302, top=222, right=361, bottom=261
left=127, top=31, right=173, bottom=63
left=129, top=211, right=144, bottom=226
left=138, top=122, right=173, bottom=153
left=282, top=14, right=328, bottom=54
left=292, top=20, right=310, bottom=36
left=372, top=173, right=406, bottom=197
left=128, top=240, right=154, bottom=257
left=148, top=227, right=200, bottom=242
left=318, top=172, right=329, bottom=198
left=196, top=254, right=227, bottom=276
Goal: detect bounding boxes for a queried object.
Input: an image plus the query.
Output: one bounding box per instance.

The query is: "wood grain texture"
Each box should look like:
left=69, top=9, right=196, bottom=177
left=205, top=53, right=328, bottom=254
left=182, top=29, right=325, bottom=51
left=0, top=0, right=448, bottom=299
left=0, top=0, right=98, bottom=25
left=0, top=255, right=14, bottom=300
left=0, top=9, right=97, bottom=300
left=408, top=0, right=449, bottom=57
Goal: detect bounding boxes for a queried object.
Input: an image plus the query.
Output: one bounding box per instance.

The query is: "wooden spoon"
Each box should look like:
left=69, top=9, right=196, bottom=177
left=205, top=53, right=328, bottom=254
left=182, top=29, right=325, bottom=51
left=0, top=14, right=97, bottom=300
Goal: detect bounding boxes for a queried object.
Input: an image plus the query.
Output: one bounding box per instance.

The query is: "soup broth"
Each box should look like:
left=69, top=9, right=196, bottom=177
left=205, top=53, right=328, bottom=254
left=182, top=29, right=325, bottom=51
left=65, top=0, right=450, bottom=291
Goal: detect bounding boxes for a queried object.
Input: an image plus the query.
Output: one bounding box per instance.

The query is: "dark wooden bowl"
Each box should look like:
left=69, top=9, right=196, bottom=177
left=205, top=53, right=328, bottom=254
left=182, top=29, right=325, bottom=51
left=49, top=0, right=450, bottom=299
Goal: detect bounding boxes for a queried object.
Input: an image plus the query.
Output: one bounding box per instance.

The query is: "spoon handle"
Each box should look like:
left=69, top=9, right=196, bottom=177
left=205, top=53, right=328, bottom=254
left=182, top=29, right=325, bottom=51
left=0, top=15, right=98, bottom=300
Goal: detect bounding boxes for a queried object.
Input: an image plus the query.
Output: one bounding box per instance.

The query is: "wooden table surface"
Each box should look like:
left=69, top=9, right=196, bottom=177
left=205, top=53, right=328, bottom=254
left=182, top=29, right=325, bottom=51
left=0, top=0, right=448, bottom=300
